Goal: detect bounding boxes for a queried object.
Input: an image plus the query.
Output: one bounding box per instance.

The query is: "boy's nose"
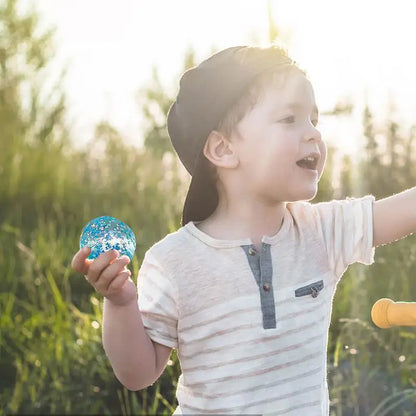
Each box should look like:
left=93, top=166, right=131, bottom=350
left=303, top=125, right=322, bottom=143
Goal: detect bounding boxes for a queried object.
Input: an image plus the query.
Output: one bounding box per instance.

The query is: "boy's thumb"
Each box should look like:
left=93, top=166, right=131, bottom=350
left=82, top=246, right=91, bottom=255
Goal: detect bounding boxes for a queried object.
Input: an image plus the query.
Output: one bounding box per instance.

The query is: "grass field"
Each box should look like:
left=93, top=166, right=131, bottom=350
left=1, top=131, right=416, bottom=415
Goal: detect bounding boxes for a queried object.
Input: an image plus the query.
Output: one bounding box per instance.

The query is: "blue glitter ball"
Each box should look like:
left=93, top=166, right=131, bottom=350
left=79, top=216, right=136, bottom=260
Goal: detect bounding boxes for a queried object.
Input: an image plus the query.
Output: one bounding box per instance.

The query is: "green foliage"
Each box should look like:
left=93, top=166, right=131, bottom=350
left=327, top=104, right=416, bottom=415
left=1, top=1, right=416, bottom=414
left=0, top=0, right=182, bottom=414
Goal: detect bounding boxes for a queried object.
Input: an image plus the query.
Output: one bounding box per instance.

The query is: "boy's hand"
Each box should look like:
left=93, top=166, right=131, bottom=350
left=71, top=247, right=137, bottom=306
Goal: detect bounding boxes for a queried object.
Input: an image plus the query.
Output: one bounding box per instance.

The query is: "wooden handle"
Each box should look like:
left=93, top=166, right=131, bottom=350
left=372, top=298, right=416, bottom=328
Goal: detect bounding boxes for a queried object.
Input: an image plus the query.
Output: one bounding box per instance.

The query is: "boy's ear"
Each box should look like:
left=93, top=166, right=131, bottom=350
left=203, top=130, right=239, bottom=169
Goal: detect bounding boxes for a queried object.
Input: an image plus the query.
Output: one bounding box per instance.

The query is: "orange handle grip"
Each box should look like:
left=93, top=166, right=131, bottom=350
left=371, top=298, right=416, bottom=328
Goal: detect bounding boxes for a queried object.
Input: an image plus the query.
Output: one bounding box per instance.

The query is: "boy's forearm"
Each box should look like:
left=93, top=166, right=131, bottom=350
left=102, top=297, right=157, bottom=390
left=373, top=186, right=416, bottom=247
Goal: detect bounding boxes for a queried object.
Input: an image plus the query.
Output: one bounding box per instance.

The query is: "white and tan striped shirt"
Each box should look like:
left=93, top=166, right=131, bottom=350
left=137, top=196, right=375, bottom=415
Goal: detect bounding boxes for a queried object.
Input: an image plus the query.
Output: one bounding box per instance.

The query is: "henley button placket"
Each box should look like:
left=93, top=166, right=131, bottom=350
left=242, top=243, right=276, bottom=329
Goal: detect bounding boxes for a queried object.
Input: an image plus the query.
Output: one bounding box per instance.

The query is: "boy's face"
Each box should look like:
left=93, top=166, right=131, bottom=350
left=230, top=70, right=326, bottom=204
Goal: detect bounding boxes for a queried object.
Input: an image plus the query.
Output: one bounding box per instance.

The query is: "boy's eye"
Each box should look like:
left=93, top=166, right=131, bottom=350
left=278, top=115, right=319, bottom=126
left=279, top=115, right=295, bottom=124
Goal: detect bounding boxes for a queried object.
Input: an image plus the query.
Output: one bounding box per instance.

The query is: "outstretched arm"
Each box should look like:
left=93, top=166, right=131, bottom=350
left=373, top=187, right=416, bottom=247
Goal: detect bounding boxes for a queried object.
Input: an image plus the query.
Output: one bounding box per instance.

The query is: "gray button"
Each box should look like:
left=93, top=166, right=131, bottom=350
left=311, top=287, right=319, bottom=298
left=263, top=283, right=270, bottom=292
left=248, top=247, right=257, bottom=256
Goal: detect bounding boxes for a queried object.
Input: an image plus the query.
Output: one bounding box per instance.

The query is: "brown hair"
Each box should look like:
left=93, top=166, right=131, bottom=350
left=216, top=46, right=304, bottom=137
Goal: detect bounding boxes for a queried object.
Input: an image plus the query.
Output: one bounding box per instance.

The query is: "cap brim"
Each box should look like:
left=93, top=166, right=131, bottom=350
left=182, top=154, right=218, bottom=226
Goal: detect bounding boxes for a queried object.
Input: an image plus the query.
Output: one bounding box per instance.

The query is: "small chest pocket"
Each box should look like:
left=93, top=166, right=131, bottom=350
left=295, top=280, right=324, bottom=298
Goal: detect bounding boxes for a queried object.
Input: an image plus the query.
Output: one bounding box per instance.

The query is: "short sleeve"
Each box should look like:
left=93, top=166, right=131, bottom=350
left=314, top=195, right=375, bottom=279
left=137, top=251, right=178, bottom=349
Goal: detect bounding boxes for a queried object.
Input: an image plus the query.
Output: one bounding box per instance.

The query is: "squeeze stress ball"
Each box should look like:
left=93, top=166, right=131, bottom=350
left=79, top=216, right=136, bottom=260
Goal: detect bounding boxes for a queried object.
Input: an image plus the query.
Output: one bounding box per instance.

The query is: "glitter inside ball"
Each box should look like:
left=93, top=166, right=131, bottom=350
left=79, top=216, right=136, bottom=260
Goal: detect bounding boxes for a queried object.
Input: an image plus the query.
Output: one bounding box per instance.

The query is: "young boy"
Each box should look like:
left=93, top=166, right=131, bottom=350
left=72, top=46, right=416, bottom=415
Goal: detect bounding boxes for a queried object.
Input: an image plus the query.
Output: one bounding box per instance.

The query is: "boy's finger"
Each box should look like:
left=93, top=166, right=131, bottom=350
left=71, top=246, right=91, bottom=274
left=87, top=250, right=120, bottom=283
left=106, top=269, right=131, bottom=292
left=98, top=255, right=130, bottom=287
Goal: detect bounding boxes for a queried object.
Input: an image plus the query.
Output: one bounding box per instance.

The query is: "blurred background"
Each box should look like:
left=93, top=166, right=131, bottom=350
left=1, top=0, right=416, bottom=414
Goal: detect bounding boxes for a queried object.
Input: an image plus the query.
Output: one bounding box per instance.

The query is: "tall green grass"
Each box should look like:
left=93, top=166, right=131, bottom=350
left=0, top=132, right=183, bottom=414
left=2, top=129, right=416, bottom=414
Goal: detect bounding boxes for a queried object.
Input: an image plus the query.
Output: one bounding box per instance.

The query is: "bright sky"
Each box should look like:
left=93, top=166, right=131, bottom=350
left=35, top=0, right=416, bottom=154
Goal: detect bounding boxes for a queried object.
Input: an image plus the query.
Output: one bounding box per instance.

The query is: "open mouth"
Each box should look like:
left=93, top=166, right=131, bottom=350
left=296, top=153, right=320, bottom=170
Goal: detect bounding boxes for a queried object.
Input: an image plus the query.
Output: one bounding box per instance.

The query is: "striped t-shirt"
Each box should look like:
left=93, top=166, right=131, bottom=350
left=137, top=196, right=375, bottom=415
